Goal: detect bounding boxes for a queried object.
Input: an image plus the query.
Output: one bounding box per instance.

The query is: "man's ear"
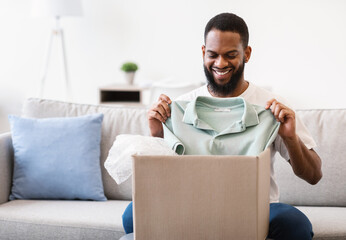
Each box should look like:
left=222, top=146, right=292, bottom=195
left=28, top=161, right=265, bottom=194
left=244, top=46, right=252, bottom=63
left=202, top=45, right=206, bottom=59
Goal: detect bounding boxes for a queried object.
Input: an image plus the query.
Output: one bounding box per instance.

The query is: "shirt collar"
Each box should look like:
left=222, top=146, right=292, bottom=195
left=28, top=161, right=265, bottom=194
left=181, top=96, right=259, bottom=134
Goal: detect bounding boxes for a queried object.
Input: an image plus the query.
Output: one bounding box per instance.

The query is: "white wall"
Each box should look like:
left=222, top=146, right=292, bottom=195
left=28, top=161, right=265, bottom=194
left=1, top=0, right=346, bottom=133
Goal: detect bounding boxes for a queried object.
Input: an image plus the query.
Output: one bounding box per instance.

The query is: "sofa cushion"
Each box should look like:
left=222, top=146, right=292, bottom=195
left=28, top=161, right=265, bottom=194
left=274, top=109, right=346, bottom=206
left=21, top=98, right=150, bottom=200
left=296, top=206, right=346, bottom=240
left=8, top=114, right=106, bottom=201
left=0, top=199, right=130, bottom=240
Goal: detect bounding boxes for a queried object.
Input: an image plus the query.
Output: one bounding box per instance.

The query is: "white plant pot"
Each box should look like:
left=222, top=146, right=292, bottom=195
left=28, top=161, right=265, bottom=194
left=125, top=72, right=136, bottom=85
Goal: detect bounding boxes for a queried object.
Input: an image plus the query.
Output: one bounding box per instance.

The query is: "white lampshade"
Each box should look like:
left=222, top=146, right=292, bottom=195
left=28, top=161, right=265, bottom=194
left=31, top=0, right=83, bottom=17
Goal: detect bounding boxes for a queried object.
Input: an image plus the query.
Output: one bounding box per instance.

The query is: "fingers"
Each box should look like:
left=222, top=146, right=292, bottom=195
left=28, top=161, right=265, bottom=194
left=148, top=107, right=166, bottom=122
left=147, top=94, right=172, bottom=123
left=158, top=94, right=172, bottom=105
left=265, top=98, right=276, bottom=110
left=265, top=99, right=294, bottom=123
left=158, top=95, right=171, bottom=117
left=148, top=102, right=169, bottom=122
left=277, top=108, right=290, bottom=123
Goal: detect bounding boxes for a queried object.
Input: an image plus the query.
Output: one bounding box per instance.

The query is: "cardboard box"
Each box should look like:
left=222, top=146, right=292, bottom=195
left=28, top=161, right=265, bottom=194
left=132, top=148, right=270, bottom=240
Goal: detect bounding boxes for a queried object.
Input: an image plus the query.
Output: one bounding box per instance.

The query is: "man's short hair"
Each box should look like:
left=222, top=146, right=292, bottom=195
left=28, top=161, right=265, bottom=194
left=204, top=13, right=249, bottom=48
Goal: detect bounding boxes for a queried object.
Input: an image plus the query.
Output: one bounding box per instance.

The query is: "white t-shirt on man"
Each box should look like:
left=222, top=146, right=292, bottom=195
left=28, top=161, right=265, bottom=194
left=176, top=82, right=316, bottom=203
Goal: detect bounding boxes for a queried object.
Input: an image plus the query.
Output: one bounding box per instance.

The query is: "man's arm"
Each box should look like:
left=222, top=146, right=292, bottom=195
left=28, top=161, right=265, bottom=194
left=147, top=94, right=172, bottom=138
left=266, top=99, right=322, bottom=185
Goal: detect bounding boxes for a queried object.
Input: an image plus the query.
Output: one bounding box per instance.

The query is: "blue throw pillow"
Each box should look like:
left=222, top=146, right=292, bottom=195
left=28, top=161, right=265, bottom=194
left=8, top=114, right=106, bottom=201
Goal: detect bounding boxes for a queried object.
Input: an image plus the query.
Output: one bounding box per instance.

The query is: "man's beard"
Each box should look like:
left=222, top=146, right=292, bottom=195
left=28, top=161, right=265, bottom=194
left=204, top=60, right=245, bottom=97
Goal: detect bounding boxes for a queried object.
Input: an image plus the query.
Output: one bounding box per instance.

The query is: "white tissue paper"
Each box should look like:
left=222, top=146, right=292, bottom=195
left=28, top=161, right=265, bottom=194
left=104, top=134, right=177, bottom=184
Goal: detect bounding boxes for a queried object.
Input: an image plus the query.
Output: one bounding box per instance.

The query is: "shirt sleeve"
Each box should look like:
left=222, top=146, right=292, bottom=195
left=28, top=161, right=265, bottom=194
left=163, top=123, right=185, bottom=155
left=265, top=122, right=280, bottom=150
left=274, top=114, right=317, bottom=161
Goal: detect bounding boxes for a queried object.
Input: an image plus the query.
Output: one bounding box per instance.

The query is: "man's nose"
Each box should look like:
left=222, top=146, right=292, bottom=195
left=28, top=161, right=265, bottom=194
left=214, top=56, right=228, bottom=68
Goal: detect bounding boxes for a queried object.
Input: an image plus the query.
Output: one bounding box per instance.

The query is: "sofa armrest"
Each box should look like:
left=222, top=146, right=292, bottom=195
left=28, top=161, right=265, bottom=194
left=0, top=132, right=13, bottom=204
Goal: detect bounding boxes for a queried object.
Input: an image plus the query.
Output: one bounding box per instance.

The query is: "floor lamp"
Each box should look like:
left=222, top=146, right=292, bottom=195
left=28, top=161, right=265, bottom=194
left=31, top=0, right=83, bottom=100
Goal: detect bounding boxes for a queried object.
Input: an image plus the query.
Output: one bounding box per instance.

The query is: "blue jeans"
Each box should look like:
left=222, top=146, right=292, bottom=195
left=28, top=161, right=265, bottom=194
left=122, top=202, right=313, bottom=240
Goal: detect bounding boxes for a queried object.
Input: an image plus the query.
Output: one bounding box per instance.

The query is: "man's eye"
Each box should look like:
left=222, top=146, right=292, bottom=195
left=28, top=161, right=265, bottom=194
left=208, top=54, right=217, bottom=58
left=227, top=55, right=236, bottom=59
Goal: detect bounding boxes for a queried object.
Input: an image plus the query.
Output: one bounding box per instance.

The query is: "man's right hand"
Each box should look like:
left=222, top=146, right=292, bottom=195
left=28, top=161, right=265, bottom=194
left=147, top=94, right=172, bottom=138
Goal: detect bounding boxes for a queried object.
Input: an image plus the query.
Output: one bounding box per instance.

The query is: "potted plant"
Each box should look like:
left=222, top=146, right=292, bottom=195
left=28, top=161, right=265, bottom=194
left=121, top=62, right=138, bottom=85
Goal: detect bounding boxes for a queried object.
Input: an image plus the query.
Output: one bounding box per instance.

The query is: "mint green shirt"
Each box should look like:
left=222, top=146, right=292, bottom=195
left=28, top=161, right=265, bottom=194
left=163, top=96, right=280, bottom=156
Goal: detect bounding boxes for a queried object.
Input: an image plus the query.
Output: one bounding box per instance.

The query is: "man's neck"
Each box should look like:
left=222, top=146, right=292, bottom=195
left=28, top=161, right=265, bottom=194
left=208, top=80, right=249, bottom=98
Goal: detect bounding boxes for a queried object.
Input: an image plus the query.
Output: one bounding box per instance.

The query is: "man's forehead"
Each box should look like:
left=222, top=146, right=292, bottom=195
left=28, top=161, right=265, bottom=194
left=205, top=29, right=242, bottom=50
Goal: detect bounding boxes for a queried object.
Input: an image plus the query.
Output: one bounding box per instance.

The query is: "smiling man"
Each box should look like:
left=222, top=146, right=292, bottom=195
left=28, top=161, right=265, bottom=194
left=203, top=25, right=249, bottom=98
left=123, top=13, right=322, bottom=240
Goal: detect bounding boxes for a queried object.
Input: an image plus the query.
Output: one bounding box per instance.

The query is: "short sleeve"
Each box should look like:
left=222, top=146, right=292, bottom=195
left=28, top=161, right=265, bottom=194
left=296, top=113, right=317, bottom=149
left=163, top=123, right=185, bottom=155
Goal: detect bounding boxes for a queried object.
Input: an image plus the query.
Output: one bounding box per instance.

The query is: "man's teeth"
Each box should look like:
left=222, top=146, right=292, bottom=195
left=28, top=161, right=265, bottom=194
left=214, top=69, right=231, bottom=76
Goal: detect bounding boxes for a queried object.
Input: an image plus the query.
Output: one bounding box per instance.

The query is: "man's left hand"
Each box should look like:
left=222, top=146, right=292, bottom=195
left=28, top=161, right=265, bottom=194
left=265, top=99, right=322, bottom=184
left=265, top=99, right=296, bottom=140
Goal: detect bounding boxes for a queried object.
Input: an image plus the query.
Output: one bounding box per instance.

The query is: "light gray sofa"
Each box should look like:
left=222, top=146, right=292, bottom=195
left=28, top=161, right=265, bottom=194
left=0, top=98, right=345, bottom=240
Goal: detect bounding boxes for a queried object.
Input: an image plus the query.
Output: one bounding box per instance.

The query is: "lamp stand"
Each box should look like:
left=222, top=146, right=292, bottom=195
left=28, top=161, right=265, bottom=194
left=39, top=16, right=71, bottom=100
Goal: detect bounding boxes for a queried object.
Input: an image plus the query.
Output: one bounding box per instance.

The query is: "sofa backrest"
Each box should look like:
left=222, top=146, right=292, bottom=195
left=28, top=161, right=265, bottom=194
left=21, top=99, right=346, bottom=205
left=274, top=109, right=346, bottom=206
left=22, top=98, right=150, bottom=200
